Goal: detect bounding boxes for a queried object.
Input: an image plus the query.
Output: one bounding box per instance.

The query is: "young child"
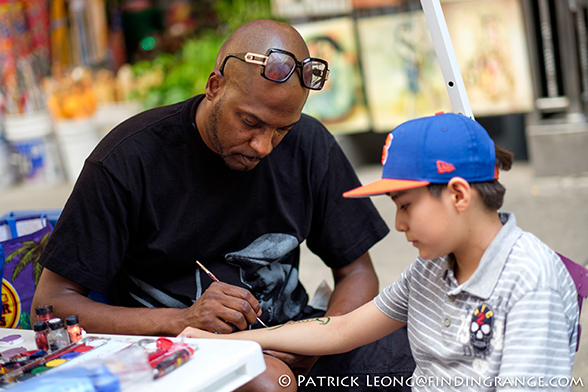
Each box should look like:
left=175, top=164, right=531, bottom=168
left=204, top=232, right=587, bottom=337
left=182, top=113, right=579, bottom=389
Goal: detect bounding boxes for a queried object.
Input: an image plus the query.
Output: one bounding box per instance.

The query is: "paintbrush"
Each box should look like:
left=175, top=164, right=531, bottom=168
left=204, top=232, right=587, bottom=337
left=195, top=260, right=268, bottom=328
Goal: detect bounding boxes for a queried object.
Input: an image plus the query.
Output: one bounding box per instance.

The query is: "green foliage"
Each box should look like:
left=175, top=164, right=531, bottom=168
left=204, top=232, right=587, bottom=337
left=213, top=0, right=276, bottom=34
left=131, top=33, right=226, bottom=109
left=130, top=0, right=276, bottom=109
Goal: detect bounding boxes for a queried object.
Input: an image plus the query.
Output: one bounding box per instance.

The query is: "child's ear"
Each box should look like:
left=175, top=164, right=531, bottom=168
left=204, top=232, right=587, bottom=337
left=447, top=177, right=471, bottom=212
left=205, top=70, right=225, bottom=100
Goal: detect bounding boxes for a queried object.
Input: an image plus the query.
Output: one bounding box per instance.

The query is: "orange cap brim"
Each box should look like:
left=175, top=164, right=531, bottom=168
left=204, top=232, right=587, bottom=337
left=343, top=179, right=430, bottom=198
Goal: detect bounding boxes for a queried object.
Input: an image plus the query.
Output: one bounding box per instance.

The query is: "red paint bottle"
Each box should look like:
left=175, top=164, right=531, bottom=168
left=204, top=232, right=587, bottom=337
left=65, top=315, right=82, bottom=343
left=33, top=321, right=49, bottom=351
left=35, top=305, right=53, bottom=322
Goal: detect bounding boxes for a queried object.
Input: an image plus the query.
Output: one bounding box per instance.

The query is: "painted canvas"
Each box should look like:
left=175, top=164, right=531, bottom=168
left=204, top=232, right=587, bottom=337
left=357, top=0, right=534, bottom=131
left=357, top=12, right=451, bottom=131
left=352, top=0, right=402, bottom=9
left=295, top=17, right=371, bottom=134
left=272, top=0, right=352, bottom=18
left=443, top=0, right=534, bottom=115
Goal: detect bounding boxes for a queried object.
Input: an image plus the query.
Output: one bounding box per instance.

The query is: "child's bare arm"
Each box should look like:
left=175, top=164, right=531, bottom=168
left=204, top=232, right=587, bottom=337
left=180, top=300, right=406, bottom=356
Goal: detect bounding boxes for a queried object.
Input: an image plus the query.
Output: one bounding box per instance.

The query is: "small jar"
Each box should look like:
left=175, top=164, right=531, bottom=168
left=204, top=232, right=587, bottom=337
left=47, top=318, right=70, bottom=352
left=65, top=315, right=82, bottom=343
left=33, top=321, right=49, bottom=351
left=35, top=305, right=54, bottom=322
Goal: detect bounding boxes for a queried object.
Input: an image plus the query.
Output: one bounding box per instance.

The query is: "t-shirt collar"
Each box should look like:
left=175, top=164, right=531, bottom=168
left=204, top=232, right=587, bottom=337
left=446, top=211, right=523, bottom=299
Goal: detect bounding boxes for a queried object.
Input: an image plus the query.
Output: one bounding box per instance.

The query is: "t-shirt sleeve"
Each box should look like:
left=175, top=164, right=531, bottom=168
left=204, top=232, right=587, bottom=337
left=305, top=141, right=389, bottom=270
left=374, top=262, right=413, bottom=323
left=39, top=159, right=133, bottom=294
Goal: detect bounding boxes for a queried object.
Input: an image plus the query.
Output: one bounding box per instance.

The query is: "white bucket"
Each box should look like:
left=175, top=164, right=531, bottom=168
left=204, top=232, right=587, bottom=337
left=54, top=117, right=100, bottom=183
left=94, top=101, right=142, bottom=138
left=3, top=111, right=64, bottom=187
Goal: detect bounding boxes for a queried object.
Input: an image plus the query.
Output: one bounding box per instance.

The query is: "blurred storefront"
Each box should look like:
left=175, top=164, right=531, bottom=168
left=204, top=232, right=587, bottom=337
left=0, top=0, right=586, bottom=192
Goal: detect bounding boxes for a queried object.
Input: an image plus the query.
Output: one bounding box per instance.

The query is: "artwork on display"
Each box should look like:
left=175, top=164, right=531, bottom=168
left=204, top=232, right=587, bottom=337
left=271, top=0, right=352, bottom=18
left=443, top=0, right=534, bottom=115
left=295, top=17, right=371, bottom=134
left=357, top=11, right=451, bottom=131
left=357, top=0, right=534, bottom=131
left=352, top=0, right=402, bottom=9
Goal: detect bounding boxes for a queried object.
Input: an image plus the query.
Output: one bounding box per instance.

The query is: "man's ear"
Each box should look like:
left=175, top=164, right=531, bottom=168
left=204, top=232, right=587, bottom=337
left=205, top=70, right=225, bottom=100
left=447, top=177, right=471, bottom=212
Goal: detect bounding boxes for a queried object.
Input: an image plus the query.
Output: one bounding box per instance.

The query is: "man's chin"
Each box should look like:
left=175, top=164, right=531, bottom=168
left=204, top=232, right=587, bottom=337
left=223, top=155, right=261, bottom=171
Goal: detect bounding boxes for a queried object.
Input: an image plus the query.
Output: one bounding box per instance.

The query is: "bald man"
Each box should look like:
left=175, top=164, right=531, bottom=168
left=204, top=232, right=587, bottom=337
left=33, top=20, right=413, bottom=391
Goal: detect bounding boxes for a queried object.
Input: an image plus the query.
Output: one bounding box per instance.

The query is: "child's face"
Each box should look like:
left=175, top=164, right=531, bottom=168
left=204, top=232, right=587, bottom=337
left=389, top=186, right=458, bottom=260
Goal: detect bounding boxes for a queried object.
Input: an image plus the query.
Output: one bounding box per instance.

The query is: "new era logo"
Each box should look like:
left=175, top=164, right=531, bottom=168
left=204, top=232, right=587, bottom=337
left=437, top=160, right=455, bottom=174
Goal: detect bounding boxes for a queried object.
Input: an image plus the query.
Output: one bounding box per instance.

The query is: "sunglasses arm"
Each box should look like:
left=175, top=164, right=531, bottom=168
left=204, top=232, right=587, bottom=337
left=244, top=53, right=269, bottom=66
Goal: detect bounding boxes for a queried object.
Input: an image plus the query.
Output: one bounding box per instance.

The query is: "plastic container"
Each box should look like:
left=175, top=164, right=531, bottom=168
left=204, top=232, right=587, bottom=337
left=66, top=315, right=82, bottom=343
left=53, top=117, right=100, bottom=183
left=0, top=136, right=17, bottom=192
left=47, top=318, right=70, bottom=352
left=94, top=101, right=141, bottom=138
left=3, top=111, right=64, bottom=187
left=35, top=305, right=54, bottom=322
left=34, top=321, right=49, bottom=351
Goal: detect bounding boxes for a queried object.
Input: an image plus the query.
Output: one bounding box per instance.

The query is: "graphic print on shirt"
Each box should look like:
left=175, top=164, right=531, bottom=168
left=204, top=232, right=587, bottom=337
left=225, top=233, right=302, bottom=325
left=470, top=303, right=494, bottom=352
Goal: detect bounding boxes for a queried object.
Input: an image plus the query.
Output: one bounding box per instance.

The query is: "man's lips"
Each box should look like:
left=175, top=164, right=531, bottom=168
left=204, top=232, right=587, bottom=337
left=238, top=153, right=261, bottom=168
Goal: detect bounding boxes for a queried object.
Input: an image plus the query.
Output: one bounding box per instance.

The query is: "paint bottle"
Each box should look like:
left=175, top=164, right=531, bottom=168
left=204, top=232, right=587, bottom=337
left=65, top=315, right=82, bottom=343
left=33, top=321, right=49, bottom=351
left=35, top=305, right=54, bottom=322
left=47, top=318, right=70, bottom=352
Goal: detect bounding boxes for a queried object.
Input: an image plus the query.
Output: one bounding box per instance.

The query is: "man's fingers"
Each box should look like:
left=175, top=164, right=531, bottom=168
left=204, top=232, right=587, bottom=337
left=218, top=283, right=262, bottom=313
left=194, top=282, right=261, bottom=331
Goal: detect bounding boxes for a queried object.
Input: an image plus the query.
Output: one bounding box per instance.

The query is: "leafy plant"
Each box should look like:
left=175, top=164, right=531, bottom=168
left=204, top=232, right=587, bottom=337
left=130, top=0, right=275, bottom=109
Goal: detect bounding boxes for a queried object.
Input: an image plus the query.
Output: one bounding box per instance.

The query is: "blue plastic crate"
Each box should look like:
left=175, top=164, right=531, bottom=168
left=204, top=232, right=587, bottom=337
left=0, top=209, right=62, bottom=228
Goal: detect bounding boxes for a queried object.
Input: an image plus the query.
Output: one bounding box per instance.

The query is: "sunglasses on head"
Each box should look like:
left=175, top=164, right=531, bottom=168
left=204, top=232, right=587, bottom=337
left=219, top=48, right=330, bottom=90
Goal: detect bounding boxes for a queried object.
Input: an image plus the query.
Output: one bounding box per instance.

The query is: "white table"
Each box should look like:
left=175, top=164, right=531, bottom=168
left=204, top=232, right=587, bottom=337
left=0, top=329, right=266, bottom=392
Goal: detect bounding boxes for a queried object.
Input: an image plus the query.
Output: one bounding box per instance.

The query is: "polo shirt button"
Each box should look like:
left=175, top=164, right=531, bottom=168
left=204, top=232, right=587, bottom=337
left=444, top=315, right=451, bottom=327
left=448, top=295, right=455, bottom=302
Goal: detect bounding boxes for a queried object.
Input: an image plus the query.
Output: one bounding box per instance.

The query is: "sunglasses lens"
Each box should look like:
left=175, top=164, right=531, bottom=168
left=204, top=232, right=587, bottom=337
left=303, top=61, right=327, bottom=90
left=265, top=52, right=296, bottom=81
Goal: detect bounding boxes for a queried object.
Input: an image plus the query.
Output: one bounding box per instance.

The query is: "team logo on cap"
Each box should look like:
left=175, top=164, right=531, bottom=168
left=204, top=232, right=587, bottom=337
left=381, top=134, right=393, bottom=165
left=436, top=160, right=456, bottom=174
left=470, top=303, right=494, bottom=352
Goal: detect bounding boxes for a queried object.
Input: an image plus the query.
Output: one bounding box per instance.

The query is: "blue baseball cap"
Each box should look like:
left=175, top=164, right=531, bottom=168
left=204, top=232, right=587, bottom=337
left=344, top=113, right=497, bottom=198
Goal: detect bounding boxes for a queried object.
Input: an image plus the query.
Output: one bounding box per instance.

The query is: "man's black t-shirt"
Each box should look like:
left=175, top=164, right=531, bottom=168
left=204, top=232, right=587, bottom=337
left=40, top=95, right=389, bottom=326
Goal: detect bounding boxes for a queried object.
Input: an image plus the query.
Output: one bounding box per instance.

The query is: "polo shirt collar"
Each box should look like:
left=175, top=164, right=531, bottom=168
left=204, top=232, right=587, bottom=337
left=446, top=211, right=523, bottom=299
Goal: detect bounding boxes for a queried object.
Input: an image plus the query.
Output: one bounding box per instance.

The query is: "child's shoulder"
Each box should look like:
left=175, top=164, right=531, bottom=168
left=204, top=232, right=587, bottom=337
left=504, top=230, right=573, bottom=293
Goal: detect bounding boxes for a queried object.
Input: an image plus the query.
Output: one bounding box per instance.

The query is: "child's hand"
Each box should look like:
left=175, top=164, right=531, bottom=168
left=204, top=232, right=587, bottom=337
left=179, top=326, right=217, bottom=339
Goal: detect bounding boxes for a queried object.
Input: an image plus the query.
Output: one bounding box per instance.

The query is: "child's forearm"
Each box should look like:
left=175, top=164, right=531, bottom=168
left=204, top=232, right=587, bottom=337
left=181, top=301, right=405, bottom=356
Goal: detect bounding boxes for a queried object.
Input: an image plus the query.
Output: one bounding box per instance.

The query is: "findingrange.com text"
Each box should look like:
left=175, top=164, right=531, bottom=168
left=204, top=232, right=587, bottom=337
left=283, top=375, right=585, bottom=389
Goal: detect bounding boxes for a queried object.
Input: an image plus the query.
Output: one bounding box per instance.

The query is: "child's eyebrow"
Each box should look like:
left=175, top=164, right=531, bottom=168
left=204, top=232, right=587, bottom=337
left=389, top=191, right=407, bottom=201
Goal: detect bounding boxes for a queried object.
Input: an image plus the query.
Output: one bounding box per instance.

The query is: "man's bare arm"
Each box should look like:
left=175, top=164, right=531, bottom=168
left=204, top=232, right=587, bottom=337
left=32, top=268, right=263, bottom=336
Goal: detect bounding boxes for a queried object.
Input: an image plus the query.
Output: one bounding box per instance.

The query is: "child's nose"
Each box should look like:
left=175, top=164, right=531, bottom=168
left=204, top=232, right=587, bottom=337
left=395, top=215, right=408, bottom=232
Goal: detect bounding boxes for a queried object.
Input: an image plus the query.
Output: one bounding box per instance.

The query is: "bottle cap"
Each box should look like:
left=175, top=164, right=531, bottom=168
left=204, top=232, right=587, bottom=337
left=35, top=305, right=53, bottom=316
left=33, top=321, right=47, bottom=332
left=48, top=318, right=64, bottom=330
left=65, top=315, right=79, bottom=326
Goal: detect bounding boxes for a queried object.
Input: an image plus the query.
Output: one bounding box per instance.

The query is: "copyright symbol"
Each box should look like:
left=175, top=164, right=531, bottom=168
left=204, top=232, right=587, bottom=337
left=278, top=374, right=292, bottom=388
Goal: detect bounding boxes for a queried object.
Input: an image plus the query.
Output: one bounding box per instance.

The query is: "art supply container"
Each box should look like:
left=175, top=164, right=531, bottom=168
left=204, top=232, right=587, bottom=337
left=47, top=318, right=70, bottom=352
left=65, top=315, right=82, bottom=343
left=33, top=321, right=49, bottom=351
left=3, top=111, right=64, bottom=186
left=35, top=304, right=54, bottom=322
left=53, top=117, right=99, bottom=182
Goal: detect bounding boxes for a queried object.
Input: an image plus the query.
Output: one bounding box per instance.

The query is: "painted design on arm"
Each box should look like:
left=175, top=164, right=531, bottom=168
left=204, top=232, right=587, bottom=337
left=268, top=317, right=331, bottom=331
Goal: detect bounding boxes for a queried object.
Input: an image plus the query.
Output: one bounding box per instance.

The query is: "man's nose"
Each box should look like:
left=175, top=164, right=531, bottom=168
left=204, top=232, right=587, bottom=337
left=250, top=129, right=275, bottom=158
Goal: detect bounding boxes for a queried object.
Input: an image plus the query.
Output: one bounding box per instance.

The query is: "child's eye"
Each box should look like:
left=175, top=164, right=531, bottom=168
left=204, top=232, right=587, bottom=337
left=400, top=204, right=409, bottom=211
